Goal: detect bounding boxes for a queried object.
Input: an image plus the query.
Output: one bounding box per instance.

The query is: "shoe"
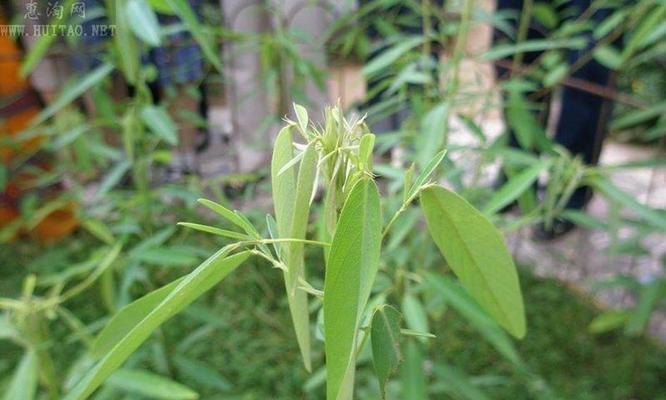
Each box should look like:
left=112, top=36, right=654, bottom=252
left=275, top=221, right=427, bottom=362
left=533, top=218, right=576, bottom=240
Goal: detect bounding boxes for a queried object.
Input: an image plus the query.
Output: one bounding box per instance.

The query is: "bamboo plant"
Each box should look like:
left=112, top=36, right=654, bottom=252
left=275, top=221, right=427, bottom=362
left=62, top=104, right=525, bottom=399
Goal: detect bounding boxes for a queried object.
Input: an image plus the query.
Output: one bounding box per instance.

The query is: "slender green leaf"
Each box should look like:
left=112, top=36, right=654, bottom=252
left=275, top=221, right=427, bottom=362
left=401, top=294, right=429, bottom=341
left=594, top=10, right=625, bottom=39
left=483, top=38, right=586, bottom=60
left=358, top=133, right=375, bottom=171
left=593, top=45, right=623, bottom=70
left=95, top=160, right=131, bottom=199
left=81, top=219, right=115, bottom=245
left=409, top=149, right=447, bottom=199
left=265, top=214, right=281, bottom=258
left=543, top=63, right=568, bottom=87
left=483, top=160, right=548, bottom=215
left=324, top=178, right=382, bottom=400
left=611, top=101, right=666, bottom=131
left=420, top=186, right=526, bottom=338
left=196, top=199, right=248, bottom=232
left=506, top=91, right=550, bottom=151
left=134, top=247, right=201, bottom=267
left=285, top=143, right=318, bottom=371
left=115, top=0, right=140, bottom=83
left=148, top=0, right=175, bottom=14
left=141, top=105, right=178, bottom=145
left=294, top=103, right=309, bottom=135
left=622, top=5, right=666, bottom=61
left=271, top=127, right=296, bottom=245
left=588, top=310, right=629, bottom=335
left=371, top=305, right=403, bottom=399
left=3, top=350, right=38, bottom=400
left=32, top=63, right=114, bottom=126
left=417, top=103, right=448, bottom=169
left=172, top=356, right=232, bottom=391
left=591, top=176, right=666, bottom=231
left=127, top=0, right=162, bottom=46
left=164, top=0, right=223, bottom=73
left=177, top=222, right=249, bottom=240
left=625, top=281, right=662, bottom=335
left=65, top=249, right=249, bottom=400
left=400, top=340, right=427, bottom=400
left=433, top=363, right=491, bottom=400
left=271, top=126, right=313, bottom=371
left=20, top=0, right=76, bottom=76
left=91, top=277, right=184, bottom=358
left=362, top=36, right=423, bottom=76
left=425, top=273, right=521, bottom=365
left=107, top=368, right=197, bottom=399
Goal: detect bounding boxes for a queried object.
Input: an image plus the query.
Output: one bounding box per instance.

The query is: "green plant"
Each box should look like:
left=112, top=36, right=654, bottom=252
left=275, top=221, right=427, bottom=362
left=60, top=104, right=525, bottom=399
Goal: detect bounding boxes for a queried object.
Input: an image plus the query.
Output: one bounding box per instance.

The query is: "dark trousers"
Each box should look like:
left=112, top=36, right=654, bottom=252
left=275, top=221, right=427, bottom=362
left=494, top=0, right=616, bottom=209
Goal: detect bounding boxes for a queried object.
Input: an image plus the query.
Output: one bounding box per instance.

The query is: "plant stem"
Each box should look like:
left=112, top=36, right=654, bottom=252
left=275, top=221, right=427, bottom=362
left=512, top=0, right=533, bottom=74
left=441, top=0, right=474, bottom=148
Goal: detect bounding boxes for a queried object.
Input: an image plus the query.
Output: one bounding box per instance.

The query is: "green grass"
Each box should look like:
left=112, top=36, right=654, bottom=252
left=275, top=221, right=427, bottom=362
left=436, top=270, right=666, bottom=399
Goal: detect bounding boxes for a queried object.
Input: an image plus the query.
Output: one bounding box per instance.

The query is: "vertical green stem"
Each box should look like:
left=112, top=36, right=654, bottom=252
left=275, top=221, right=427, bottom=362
left=512, top=0, right=534, bottom=74
left=441, top=0, right=474, bottom=147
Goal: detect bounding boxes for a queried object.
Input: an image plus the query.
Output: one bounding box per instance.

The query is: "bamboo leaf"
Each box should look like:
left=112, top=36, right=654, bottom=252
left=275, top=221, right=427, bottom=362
left=433, top=363, right=491, bottom=400
left=588, top=310, right=629, bottom=335
left=294, top=103, right=309, bottom=135
left=91, top=277, right=184, bottom=358
left=400, top=340, right=427, bottom=400
left=417, top=103, right=448, bottom=169
left=177, top=222, right=249, bottom=240
left=164, top=0, right=223, bottom=73
left=622, top=5, right=666, bottom=61
left=482, top=160, right=548, bottom=215
left=482, top=38, right=586, bottom=60
left=115, top=0, right=140, bottom=84
left=196, top=199, right=249, bottom=233
left=265, top=214, right=281, bottom=258
left=358, top=133, right=375, bottom=171
left=506, top=91, right=550, bottom=151
left=625, top=281, right=662, bottom=335
left=65, top=249, right=249, bottom=400
left=362, top=36, right=423, bottom=77
left=286, top=143, right=318, bottom=370
left=141, top=105, right=178, bottom=145
left=20, top=0, right=76, bottom=76
left=32, top=63, right=114, bottom=126
left=271, top=127, right=297, bottom=255
left=420, top=186, right=526, bottom=338
left=401, top=294, right=429, bottom=342
left=590, top=176, right=666, bottom=231
left=127, top=0, right=162, bottom=46
left=148, top=0, right=175, bottom=14
left=107, top=368, right=198, bottom=399
left=3, top=350, right=38, bottom=400
left=272, top=127, right=317, bottom=371
left=172, top=356, right=232, bottom=391
left=610, top=101, right=666, bottom=131
left=593, top=45, right=623, bottom=70
left=94, top=160, right=131, bottom=200
left=409, top=149, right=447, bottom=199
left=425, top=273, right=521, bottom=365
left=324, top=178, right=382, bottom=400
left=371, top=305, right=403, bottom=398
